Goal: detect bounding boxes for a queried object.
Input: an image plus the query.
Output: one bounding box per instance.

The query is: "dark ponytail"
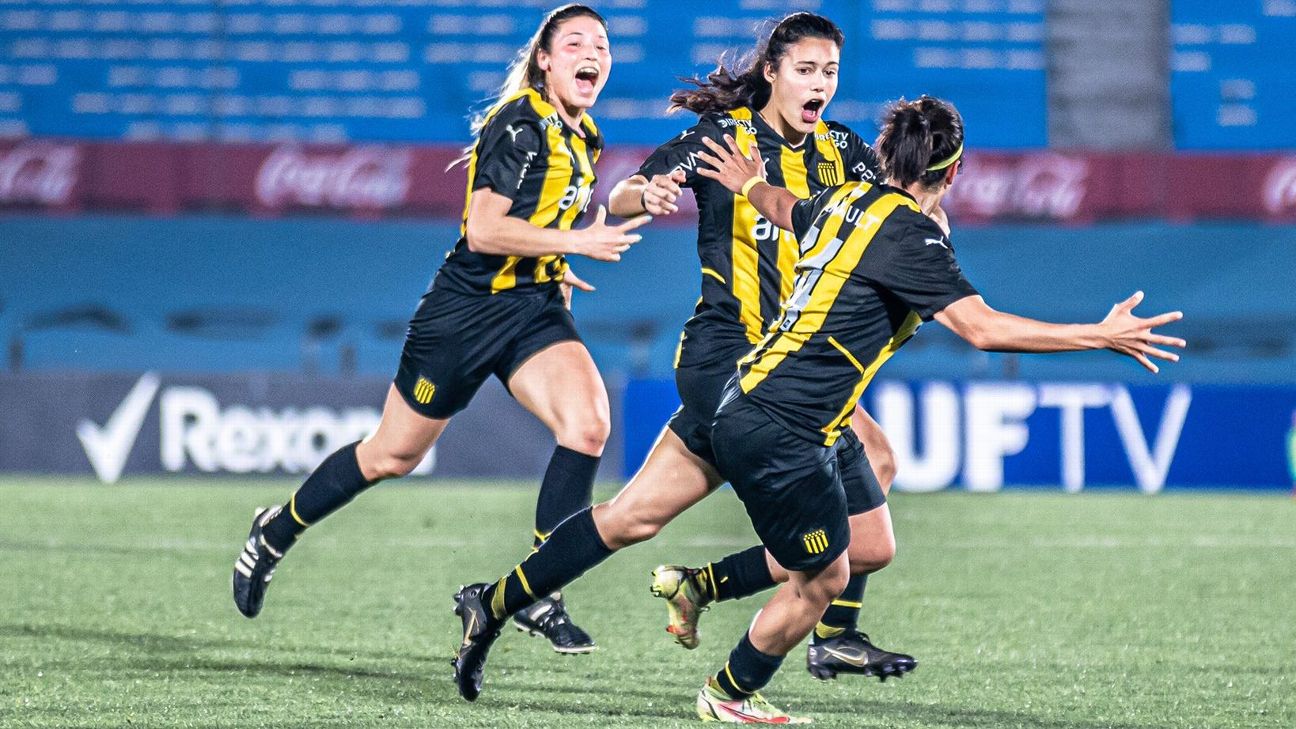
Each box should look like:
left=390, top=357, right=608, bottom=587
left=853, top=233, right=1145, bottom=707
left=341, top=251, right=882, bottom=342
left=669, top=12, right=843, bottom=115
left=875, top=96, right=964, bottom=188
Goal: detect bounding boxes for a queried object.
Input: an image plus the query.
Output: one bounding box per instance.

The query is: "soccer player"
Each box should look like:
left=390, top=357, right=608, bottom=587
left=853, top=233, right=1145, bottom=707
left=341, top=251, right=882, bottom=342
left=231, top=4, right=650, bottom=654
left=671, top=94, right=1185, bottom=722
left=451, top=13, right=915, bottom=704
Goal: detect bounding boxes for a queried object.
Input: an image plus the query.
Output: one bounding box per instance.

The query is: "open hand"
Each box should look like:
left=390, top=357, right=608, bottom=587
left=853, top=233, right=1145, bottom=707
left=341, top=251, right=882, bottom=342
left=695, top=135, right=765, bottom=195
left=1100, top=291, right=1186, bottom=374
left=559, top=268, right=595, bottom=309
left=571, top=205, right=652, bottom=262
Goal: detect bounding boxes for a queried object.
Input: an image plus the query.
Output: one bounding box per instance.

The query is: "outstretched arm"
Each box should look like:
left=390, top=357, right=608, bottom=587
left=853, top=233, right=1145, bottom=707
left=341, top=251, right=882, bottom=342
left=935, top=291, right=1186, bottom=373
left=694, top=135, right=800, bottom=232
left=466, top=189, right=651, bottom=262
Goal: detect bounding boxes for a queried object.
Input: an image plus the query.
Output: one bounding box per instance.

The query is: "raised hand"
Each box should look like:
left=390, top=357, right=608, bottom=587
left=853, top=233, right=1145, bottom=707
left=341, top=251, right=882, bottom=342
left=570, top=205, right=652, bottom=262
left=642, top=169, right=687, bottom=216
left=1099, top=291, right=1186, bottom=374
left=695, top=135, right=765, bottom=195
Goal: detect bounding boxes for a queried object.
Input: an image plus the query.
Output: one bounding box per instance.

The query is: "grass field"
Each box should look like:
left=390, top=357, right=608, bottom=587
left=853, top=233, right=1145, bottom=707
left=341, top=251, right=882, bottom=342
left=1, top=478, right=1293, bottom=728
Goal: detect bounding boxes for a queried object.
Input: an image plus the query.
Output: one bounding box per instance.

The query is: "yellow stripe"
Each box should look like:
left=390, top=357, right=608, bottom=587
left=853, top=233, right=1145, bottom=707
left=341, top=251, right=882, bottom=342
left=288, top=493, right=310, bottom=527
left=459, top=89, right=533, bottom=239
left=559, top=133, right=594, bottom=230
left=821, top=310, right=923, bottom=444
left=738, top=185, right=873, bottom=392
left=514, top=565, right=537, bottom=601
left=489, top=257, right=520, bottom=293
left=701, top=267, right=726, bottom=285
left=723, top=662, right=750, bottom=695
left=728, top=108, right=763, bottom=343
left=706, top=562, right=719, bottom=601
left=525, top=93, right=574, bottom=229
left=533, top=528, right=551, bottom=543
left=778, top=145, right=810, bottom=304
left=827, top=336, right=864, bottom=373
left=490, top=576, right=507, bottom=619
left=830, top=599, right=863, bottom=609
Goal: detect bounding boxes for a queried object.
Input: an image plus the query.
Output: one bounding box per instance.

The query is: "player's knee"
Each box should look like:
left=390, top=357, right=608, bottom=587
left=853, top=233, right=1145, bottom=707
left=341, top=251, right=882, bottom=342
left=556, top=413, right=610, bottom=456
left=847, top=534, right=895, bottom=575
left=810, top=558, right=852, bottom=604
left=364, top=451, right=423, bottom=480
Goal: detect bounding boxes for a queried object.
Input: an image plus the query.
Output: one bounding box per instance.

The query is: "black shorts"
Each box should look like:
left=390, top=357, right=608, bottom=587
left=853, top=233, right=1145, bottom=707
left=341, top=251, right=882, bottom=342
left=711, top=394, right=850, bottom=573
left=835, top=428, right=888, bottom=515
left=393, top=284, right=580, bottom=419
left=667, top=339, right=886, bottom=517
left=665, top=346, right=742, bottom=470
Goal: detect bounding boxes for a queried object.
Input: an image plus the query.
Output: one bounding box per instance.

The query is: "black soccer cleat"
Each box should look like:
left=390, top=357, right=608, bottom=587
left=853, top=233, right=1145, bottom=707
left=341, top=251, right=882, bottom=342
left=806, top=630, right=917, bottom=681
left=512, top=594, right=596, bottom=654
left=232, top=507, right=285, bottom=618
left=452, top=583, right=503, bottom=702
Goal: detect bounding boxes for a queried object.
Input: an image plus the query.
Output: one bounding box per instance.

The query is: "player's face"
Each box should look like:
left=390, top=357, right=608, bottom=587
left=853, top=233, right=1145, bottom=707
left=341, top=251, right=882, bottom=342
left=764, top=37, right=840, bottom=137
left=537, top=16, right=611, bottom=116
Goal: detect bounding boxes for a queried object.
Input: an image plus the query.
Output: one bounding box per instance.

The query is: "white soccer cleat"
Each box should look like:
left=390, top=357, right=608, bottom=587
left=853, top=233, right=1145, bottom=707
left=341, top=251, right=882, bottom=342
left=695, top=677, right=811, bottom=724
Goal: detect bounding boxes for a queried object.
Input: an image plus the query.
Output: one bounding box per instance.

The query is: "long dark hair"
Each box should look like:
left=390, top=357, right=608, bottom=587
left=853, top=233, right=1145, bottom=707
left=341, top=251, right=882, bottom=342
left=669, top=12, right=843, bottom=115
left=470, top=4, right=607, bottom=135
left=874, top=96, right=964, bottom=188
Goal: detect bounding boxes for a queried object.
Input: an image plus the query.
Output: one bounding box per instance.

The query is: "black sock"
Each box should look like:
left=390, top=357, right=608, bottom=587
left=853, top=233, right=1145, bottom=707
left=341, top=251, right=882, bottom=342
left=483, top=507, right=613, bottom=620
left=702, top=546, right=776, bottom=603
left=816, top=574, right=866, bottom=640
left=533, top=446, right=600, bottom=547
left=713, top=631, right=784, bottom=700
left=261, top=441, right=374, bottom=553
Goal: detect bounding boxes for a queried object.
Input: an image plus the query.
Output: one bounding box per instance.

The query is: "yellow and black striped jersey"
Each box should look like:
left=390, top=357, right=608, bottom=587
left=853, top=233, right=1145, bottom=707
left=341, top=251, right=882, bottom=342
left=637, top=107, right=881, bottom=368
left=736, top=182, right=978, bottom=446
left=436, top=88, right=602, bottom=295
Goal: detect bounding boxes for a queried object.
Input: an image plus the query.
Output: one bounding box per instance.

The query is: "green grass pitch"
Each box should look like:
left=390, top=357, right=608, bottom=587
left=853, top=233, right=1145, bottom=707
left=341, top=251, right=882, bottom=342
left=2, top=478, right=1293, bottom=728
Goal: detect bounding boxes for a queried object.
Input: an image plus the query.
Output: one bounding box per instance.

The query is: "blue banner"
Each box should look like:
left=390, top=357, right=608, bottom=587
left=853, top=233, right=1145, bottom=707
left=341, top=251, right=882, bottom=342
left=623, top=379, right=1296, bottom=492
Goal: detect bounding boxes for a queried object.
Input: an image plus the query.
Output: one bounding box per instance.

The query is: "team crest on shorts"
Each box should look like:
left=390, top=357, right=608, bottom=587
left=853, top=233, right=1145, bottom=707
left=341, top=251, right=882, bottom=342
left=413, top=376, right=436, bottom=404
left=802, top=529, right=829, bottom=555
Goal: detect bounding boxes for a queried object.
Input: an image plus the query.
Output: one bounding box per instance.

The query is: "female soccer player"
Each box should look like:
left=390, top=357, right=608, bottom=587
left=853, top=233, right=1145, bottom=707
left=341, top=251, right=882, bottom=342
left=231, top=4, right=650, bottom=654
left=451, top=13, right=913, bottom=702
left=674, top=95, right=1185, bottom=723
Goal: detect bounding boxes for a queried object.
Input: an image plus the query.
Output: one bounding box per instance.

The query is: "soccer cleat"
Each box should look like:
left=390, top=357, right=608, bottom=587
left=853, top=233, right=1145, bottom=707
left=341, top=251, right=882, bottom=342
left=451, top=583, right=503, bottom=701
left=232, top=507, right=285, bottom=618
left=806, top=630, right=917, bottom=681
left=512, top=594, right=596, bottom=654
left=650, top=564, right=712, bottom=649
left=695, top=676, right=811, bottom=724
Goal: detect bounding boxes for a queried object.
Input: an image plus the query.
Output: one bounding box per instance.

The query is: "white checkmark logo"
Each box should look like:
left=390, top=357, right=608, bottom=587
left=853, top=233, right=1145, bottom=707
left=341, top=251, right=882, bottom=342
left=76, top=372, right=160, bottom=484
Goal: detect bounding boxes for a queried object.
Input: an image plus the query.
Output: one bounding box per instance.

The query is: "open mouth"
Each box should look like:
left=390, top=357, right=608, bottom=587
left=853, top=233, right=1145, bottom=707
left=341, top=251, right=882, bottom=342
left=801, top=98, right=824, bottom=124
left=575, top=66, right=600, bottom=94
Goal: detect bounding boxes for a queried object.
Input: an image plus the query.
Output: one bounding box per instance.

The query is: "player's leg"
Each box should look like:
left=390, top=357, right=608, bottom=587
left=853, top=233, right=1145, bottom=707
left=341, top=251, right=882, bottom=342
left=698, top=554, right=850, bottom=724
left=807, top=411, right=915, bottom=680
left=233, top=284, right=495, bottom=619
left=698, top=401, right=850, bottom=724
left=502, top=338, right=609, bottom=652
left=234, top=386, right=448, bottom=618
left=453, top=425, right=721, bottom=700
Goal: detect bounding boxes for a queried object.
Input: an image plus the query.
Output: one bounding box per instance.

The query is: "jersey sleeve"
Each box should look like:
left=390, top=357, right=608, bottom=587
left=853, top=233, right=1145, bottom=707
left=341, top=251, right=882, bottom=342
left=471, top=116, right=544, bottom=200
left=866, top=213, right=979, bottom=321
left=842, top=128, right=882, bottom=183
left=637, top=115, right=724, bottom=187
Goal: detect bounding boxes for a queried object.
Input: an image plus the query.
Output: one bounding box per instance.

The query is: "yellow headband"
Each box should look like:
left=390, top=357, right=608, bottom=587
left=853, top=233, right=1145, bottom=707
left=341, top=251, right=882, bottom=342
left=925, top=142, right=964, bottom=172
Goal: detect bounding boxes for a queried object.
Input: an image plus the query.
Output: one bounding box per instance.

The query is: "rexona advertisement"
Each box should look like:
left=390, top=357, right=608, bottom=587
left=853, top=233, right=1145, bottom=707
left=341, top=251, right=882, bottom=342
left=622, top=379, right=1296, bottom=492
left=0, top=372, right=563, bottom=482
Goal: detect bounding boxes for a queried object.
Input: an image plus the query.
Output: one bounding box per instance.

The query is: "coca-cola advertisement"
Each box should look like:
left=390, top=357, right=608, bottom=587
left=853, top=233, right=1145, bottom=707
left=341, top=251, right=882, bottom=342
left=2, top=140, right=1295, bottom=224
left=254, top=146, right=412, bottom=211
left=0, top=142, right=80, bottom=208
